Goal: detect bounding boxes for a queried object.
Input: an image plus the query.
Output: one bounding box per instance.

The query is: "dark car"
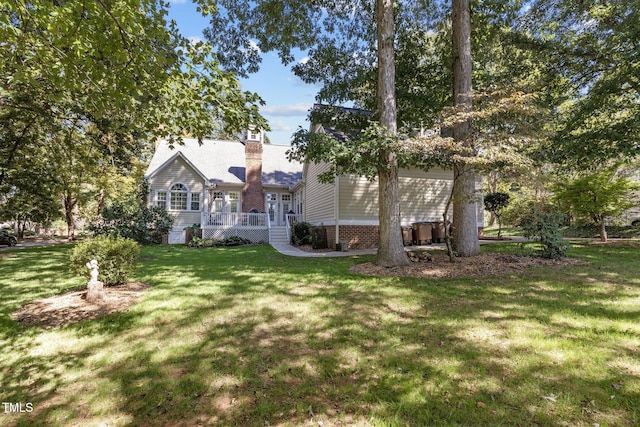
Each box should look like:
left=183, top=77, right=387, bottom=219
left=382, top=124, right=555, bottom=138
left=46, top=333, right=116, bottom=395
left=0, top=230, right=17, bottom=246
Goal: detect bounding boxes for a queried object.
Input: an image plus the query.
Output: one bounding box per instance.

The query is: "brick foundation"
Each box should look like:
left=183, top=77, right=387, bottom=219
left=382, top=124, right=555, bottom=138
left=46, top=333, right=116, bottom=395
left=324, top=225, right=380, bottom=250
left=320, top=224, right=483, bottom=249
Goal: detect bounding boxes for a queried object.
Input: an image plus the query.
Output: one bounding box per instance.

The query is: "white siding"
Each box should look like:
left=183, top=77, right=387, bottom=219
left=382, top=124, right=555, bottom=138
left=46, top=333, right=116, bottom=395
left=337, top=167, right=454, bottom=225
left=398, top=167, right=454, bottom=224
left=148, top=157, right=206, bottom=228
left=338, top=175, right=379, bottom=223
left=304, top=162, right=335, bottom=224
left=172, top=212, right=202, bottom=227
left=149, top=157, right=204, bottom=193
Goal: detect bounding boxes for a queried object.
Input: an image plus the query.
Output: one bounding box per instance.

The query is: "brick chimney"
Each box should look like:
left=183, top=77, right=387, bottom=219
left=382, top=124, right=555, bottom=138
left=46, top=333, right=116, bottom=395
left=242, top=128, right=265, bottom=212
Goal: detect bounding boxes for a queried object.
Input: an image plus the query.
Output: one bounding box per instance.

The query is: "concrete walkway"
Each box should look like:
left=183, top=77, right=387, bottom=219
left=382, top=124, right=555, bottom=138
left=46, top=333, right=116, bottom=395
left=271, top=236, right=530, bottom=258
left=0, top=239, right=68, bottom=251
left=270, top=243, right=376, bottom=257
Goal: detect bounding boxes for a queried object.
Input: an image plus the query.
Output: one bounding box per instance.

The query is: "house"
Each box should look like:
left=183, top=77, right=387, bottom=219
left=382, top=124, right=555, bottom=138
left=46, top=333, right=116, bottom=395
left=145, top=125, right=484, bottom=247
left=144, top=130, right=303, bottom=244
left=299, top=114, right=484, bottom=249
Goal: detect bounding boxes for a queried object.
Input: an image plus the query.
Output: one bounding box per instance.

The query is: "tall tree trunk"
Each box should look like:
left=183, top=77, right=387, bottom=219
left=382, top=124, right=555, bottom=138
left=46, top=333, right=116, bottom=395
left=63, top=192, right=77, bottom=242
left=451, top=0, right=480, bottom=257
left=443, top=179, right=456, bottom=262
left=375, top=0, right=409, bottom=267
left=599, top=219, right=608, bottom=242
left=97, top=187, right=105, bottom=217
left=16, top=217, right=25, bottom=239
left=487, top=171, right=498, bottom=227
left=488, top=211, right=496, bottom=227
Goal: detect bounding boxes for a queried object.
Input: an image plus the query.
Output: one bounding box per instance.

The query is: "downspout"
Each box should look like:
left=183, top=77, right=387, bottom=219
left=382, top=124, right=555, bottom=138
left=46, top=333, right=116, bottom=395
left=334, top=175, right=340, bottom=250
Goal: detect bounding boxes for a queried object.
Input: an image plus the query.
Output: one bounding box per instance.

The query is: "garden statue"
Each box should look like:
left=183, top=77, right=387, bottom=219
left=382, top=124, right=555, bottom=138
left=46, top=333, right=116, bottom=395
left=85, top=259, right=105, bottom=303
left=86, top=259, right=99, bottom=283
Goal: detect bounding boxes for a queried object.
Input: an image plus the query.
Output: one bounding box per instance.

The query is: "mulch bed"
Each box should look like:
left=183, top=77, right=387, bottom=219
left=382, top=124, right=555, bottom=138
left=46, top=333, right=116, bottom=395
left=350, top=252, right=587, bottom=279
left=11, top=282, right=150, bottom=329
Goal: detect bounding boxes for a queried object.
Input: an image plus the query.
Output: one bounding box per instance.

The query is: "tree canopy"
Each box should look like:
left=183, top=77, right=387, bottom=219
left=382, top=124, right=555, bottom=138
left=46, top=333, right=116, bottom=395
left=0, top=0, right=267, bottom=237
left=518, top=0, right=640, bottom=167
left=0, top=0, right=266, bottom=144
left=553, top=170, right=639, bottom=242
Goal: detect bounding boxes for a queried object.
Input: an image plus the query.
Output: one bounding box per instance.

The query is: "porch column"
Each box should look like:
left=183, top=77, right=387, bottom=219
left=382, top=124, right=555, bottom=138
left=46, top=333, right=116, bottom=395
left=203, top=185, right=210, bottom=214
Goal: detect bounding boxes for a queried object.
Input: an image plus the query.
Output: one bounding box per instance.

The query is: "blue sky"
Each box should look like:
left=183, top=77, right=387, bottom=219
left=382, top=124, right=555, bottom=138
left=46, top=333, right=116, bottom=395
left=167, top=1, right=320, bottom=145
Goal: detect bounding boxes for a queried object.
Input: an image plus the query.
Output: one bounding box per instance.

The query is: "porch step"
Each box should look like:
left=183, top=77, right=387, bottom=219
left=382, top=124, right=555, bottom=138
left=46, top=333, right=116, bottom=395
left=269, top=226, right=289, bottom=245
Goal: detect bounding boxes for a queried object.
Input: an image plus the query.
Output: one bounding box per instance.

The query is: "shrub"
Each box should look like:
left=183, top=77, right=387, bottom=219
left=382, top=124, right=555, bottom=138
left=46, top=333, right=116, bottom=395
left=311, top=226, right=328, bottom=249
left=500, top=197, right=535, bottom=227
left=188, top=237, right=207, bottom=248
left=220, top=236, right=251, bottom=246
left=290, top=221, right=313, bottom=246
left=521, top=208, right=570, bottom=259
left=89, top=201, right=174, bottom=245
left=188, top=236, right=252, bottom=248
left=70, top=235, right=140, bottom=285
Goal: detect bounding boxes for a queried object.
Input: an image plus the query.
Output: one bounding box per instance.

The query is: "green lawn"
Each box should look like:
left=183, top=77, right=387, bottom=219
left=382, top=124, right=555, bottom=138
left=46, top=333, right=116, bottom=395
left=482, top=223, right=640, bottom=239
left=1, top=243, right=639, bottom=426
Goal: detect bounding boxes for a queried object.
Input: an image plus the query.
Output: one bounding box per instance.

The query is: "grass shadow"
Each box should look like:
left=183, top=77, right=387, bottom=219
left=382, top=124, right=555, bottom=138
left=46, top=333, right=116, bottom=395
left=0, top=243, right=638, bottom=426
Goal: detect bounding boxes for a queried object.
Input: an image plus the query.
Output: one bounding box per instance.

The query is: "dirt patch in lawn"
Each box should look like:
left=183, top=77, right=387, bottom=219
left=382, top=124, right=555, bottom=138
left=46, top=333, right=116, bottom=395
left=350, top=252, right=587, bottom=279
left=11, top=282, right=150, bottom=329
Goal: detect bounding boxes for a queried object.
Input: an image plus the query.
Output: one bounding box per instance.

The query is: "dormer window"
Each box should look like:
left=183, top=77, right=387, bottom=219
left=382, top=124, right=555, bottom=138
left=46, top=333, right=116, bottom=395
left=245, top=127, right=263, bottom=143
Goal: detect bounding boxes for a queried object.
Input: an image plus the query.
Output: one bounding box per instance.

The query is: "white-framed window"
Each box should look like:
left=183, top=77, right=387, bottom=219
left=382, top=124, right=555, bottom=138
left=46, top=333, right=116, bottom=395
left=170, top=184, right=188, bottom=210
left=191, top=193, right=200, bottom=211
left=161, top=183, right=201, bottom=211
left=281, top=193, right=292, bottom=222
left=156, top=191, right=167, bottom=209
left=212, top=191, right=224, bottom=212
left=247, top=128, right=262, bottom=142
left=228, top=192, right=240, bottom=213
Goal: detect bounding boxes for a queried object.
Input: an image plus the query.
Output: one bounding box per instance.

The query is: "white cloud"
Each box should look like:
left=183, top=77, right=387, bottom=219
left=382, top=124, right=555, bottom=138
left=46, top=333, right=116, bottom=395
left=247, top=39, right=261, bottom=54
left=298, top=56, right=310, bottom=65
left=188, top=36, right=203, bottom=45
left=169, top=0, right=187, bottom=4
left=268, top=120, right=292, bottom=132
left=262, top=103, right=312, bottom=117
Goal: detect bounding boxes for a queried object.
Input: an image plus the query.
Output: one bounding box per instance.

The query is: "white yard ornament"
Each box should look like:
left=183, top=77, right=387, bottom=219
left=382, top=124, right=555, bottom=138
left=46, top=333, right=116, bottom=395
left=86, top=259, right=99, bottom=283
left=85, top=259, right=105, bottom=303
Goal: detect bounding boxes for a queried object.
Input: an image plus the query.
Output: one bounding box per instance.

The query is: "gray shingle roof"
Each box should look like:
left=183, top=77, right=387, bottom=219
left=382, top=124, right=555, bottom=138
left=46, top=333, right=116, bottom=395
left=145, top=138, right=303, bottom=186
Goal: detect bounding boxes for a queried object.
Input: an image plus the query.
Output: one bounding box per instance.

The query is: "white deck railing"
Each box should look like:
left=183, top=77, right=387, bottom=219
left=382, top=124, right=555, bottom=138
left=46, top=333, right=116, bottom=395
left=200, top=212, right=270, bottom=243
left=285, top=214, right=304, bottom=242
left=286, top=214, right=303, bottom=225
left=201, top=212, right=269, bottom=228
